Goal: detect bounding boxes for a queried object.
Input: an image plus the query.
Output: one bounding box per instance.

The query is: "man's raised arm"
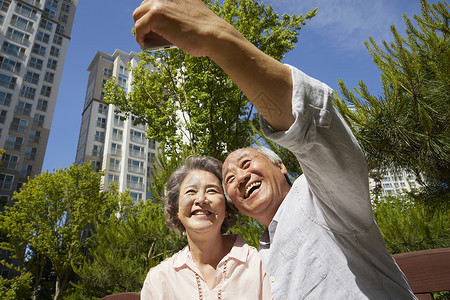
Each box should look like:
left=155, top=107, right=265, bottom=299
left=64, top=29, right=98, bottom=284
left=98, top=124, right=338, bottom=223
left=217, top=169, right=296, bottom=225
left=133, top=0, right=294, bottom=131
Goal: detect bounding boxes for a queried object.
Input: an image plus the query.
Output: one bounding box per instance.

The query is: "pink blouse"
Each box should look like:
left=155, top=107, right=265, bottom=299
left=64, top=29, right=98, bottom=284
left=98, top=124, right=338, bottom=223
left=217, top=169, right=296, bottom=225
left=141, top=235, right=272, bottom=299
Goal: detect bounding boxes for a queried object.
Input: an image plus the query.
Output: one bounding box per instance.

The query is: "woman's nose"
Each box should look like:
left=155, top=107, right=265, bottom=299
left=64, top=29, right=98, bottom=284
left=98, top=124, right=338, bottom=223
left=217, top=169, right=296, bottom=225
left=194, top=191, right=208, bottom=205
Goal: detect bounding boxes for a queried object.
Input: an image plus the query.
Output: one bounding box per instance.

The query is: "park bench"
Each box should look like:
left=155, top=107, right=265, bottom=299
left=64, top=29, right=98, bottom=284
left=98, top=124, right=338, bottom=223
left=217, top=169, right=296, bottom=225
left=393, top=247, right=450, bottom=300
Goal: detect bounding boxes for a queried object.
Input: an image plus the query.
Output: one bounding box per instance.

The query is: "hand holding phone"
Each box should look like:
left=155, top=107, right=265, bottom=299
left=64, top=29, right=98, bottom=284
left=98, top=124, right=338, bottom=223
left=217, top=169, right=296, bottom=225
left=143, top=32, right=177, bottom=52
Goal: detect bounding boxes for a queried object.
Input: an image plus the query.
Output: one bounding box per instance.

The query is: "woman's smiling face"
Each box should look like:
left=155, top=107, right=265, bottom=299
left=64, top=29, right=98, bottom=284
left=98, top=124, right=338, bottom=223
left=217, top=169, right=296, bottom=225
left=177, top=169, right=226, bottom=235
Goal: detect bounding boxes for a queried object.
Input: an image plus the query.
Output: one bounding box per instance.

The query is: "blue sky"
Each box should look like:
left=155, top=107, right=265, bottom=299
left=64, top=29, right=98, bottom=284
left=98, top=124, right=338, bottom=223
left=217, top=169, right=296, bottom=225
left=41, top=0, right=437, bottom=172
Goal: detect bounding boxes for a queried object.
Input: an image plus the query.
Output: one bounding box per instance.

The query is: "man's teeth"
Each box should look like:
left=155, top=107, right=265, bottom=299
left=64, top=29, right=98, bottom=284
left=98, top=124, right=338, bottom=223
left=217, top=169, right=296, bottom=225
left=245, top=182, right=261, bottom=198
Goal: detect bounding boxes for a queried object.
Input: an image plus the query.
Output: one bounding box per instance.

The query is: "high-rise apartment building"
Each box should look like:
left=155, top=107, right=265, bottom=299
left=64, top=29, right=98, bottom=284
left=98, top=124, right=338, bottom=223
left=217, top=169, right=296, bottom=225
left=75, top=49, right=158, bottom=202
left=0, top=0, right=77, bottom=206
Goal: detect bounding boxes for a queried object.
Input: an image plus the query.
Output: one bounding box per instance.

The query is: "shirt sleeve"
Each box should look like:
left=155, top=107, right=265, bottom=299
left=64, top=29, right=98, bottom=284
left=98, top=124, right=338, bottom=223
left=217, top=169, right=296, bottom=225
left=260, top=65, right=373, bottom=231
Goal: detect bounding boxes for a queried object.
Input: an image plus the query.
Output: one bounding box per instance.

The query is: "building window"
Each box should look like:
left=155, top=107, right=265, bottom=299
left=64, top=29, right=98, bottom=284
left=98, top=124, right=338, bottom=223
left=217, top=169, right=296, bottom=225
left=148, top=152, right=155, bottom=164
left=37, top=99, right=48, bottom=112
left=0, top=74, right=17, bottom=89
left=43, top=7, right=56, bottom=20
left=44, top=71, right=54, bottom=83
left=94, top=131, right=104, bottom=142
left=7, top=28, right=29, bottom=45
left=15, top=101, right=32, bottom=115
left=0, top=91, right=12, bottom=106
left=129, top=192, right=142, bottom=201
left=107, top=174, right=119, bottom=186
left=58, top=13, right=68, bottom=24
left=0, top=110, right=6, bottom=123
left=24, top=71, right=40, bottom=85
left=113, top=114, right=123, bottom=127
left=111, top=143, right=122, bottom=156
left=39, top=19, right=54, bottom=32
left=92, top=145, right=103, bottom=157
left=16, top=3, right=37, bottom=19
left=127, top=175, right=143, bottom=190
left=36, top=31, right=50, bottom=44
left=20, top=86, right=36, bottom=99
left=11, top=15, right=33, bottom=32
left=0, top=57, right=21, bottom=73
left=130, top=144, right=144, bottom=158
left=128, top=159, right=144, bottom=174
left=131, top=130, right=145, bottom=143
left=11, top=117, right=28, bottom=133
left=40, top=85, right=52, bottom=97
left=29, top=130, right=41, bottom=143
left=24, top=147, right=37, bottom=160
left=53, top=35, right=63, bottom=46
left=112, top=128, right=122, bottom=141
left=148, top=140, right=156, bottom=149
left=32, top=43, right=47, bottom=56
left=20, top=164, right=33, bottom=178
left=33, top=114, right=45, bottom=127
left=109, top=158, right=120, bottom=171
left=50, top=46, right=60, bottom=57
left=47, top=59, right=58, bottom=70
left=0, top=0, right=10, bottom=12
left=0, top=174, right=14, bottom=190
left=98, top=103, right=108, bottom=114
left=46, top=0, right=60, bottom=8
left=2, top=154, right=19, bottom=170
left=6, top=136, right=23, bottom=150
left=103, top=68, right=112, bottom=78
left=2, top=42, right=25, bottom=58
left=96, top=117, right=106, bottom=128
left=29, top=57, right=43, bottom=70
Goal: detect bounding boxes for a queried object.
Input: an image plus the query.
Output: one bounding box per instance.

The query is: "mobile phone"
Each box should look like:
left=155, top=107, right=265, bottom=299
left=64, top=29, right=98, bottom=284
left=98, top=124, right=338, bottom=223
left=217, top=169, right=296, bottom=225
left=143, top=33, right=177, bottom=51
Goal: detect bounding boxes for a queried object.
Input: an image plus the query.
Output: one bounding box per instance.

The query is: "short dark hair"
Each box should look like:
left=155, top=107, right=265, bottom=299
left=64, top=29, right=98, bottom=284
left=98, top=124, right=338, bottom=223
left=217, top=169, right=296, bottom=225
left=165, top=156, right=236, bottom=233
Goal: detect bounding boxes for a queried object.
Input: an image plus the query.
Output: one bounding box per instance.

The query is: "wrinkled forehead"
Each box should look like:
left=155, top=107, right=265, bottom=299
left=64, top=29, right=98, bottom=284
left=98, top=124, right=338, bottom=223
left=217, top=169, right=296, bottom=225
left=223, top=148, right=259, bottom=175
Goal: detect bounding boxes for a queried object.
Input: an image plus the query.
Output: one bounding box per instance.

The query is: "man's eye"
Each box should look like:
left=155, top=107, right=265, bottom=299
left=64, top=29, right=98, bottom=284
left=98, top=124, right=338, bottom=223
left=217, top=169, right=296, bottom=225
left=242, top=160, right=250, bottom=168
left=226, top=176, right=235, bottom=184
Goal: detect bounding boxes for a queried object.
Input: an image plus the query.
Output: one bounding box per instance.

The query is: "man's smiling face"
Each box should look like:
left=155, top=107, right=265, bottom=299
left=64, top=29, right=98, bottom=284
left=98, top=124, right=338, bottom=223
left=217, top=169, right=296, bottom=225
left=222, top=148, right=290, bottom=226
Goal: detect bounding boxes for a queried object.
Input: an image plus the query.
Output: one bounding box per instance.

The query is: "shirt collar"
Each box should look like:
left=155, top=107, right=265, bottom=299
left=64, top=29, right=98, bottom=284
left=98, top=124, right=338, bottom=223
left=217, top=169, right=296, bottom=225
left=172, top=234, right=248, bottom=270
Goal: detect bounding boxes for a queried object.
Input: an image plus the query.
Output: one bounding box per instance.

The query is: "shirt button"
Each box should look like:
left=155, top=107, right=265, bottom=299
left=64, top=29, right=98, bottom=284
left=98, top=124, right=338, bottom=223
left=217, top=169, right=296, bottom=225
left=270, top=276, right=275, bottom=283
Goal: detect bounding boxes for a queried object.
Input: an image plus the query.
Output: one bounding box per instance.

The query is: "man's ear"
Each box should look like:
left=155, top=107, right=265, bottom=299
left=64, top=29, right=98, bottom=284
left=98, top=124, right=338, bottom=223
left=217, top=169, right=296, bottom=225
left=277, top=161, right=288, bottom=175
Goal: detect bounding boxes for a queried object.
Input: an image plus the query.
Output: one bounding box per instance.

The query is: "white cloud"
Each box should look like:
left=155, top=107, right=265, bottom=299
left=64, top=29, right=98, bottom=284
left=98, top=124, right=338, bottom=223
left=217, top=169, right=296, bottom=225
left=264, top=0, right=422, bottom=52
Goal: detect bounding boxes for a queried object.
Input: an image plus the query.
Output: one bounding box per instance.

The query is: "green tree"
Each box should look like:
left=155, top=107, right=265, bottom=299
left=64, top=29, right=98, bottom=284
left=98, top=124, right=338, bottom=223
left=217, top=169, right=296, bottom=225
left=0, top=163, right=132, bottom=300
left=71, top=201, right=186, bottom=297
left=373, top=194, right=449, bottom=254
left=105, top=0, right=316, bottom=201
left=335, top=0, right=450, bottom=195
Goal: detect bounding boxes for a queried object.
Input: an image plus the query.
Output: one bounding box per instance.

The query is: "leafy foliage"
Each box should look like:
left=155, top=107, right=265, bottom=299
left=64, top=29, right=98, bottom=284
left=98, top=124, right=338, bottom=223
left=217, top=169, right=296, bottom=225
left=0, top=163, right=133, bottom=299
left=335, top=0, right=450, bottom=193
left=373, top=193, right=449, bottom=254
left=104, top=0, right=315, bottom=164
left=72, top=201, right=186, bottom=297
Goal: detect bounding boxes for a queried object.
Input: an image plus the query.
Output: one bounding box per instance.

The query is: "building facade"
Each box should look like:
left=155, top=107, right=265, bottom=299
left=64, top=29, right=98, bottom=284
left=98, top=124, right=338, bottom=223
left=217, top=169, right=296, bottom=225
left=369, top=170, right=423, bottom=201
left=75, top=49, right=158, bottom=202
left=0, top=0, right=77, bottom=206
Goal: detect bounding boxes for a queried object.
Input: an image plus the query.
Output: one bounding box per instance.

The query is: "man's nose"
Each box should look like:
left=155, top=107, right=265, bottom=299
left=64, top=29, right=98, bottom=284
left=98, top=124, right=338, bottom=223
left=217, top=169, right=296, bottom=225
left=237, top=170, right=250, bottom=189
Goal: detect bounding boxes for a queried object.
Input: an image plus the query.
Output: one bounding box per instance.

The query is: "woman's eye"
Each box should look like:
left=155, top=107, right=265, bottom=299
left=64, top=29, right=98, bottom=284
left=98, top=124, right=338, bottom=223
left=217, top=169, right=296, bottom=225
left=207, top=188, right=218, bottom=193
left=185, top=189, right=196, bottom=194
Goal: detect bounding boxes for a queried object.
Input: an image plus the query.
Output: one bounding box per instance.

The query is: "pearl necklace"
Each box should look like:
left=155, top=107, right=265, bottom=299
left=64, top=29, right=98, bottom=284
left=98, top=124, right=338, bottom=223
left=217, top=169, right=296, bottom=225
left=195, top=258, right=229, bottom=300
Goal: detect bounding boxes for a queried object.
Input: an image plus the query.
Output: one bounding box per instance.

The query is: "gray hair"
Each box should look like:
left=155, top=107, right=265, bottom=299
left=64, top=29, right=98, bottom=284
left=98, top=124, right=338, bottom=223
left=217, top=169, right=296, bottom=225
left=165, top=156, right=236, bottom=233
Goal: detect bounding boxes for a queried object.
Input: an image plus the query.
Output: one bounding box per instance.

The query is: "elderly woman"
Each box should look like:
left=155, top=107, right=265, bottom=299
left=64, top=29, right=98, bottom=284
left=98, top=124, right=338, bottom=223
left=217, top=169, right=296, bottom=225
left=141, top=156, right=272, bottom=299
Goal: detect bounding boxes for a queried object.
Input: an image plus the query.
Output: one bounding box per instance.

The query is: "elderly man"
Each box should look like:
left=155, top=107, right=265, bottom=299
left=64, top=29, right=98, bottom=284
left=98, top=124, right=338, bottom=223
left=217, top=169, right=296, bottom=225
left=133, top=0, right=416, bottom=298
